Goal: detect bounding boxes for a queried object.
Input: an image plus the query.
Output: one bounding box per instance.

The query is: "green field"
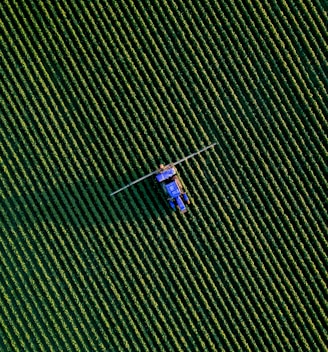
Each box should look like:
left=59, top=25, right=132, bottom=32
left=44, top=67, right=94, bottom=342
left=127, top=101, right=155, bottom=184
left=1, top=0, right=327, bottom=350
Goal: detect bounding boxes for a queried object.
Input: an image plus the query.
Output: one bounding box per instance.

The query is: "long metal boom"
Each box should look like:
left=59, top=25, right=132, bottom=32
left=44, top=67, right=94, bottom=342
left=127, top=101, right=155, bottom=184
left=173, top=142, right=217, bottom=166
left=110, top=142, right=216, bottom=196
left=110, top=169, right=158, bottom=196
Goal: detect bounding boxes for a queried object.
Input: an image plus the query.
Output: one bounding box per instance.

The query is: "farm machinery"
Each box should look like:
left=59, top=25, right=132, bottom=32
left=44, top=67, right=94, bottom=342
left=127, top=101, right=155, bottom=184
left=156, top=163, right=189, bottom=213
left=110, top=143, right=216, bottom=213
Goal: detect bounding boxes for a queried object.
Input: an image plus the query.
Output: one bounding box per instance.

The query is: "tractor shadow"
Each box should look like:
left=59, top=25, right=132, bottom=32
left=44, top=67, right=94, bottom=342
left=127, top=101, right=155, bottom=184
left=2, top=171, right=174, bottom=238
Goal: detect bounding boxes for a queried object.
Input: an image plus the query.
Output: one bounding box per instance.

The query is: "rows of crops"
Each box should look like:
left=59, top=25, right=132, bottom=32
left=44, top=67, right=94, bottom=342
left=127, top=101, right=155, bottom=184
left=1, top=0, right=327, bottom=350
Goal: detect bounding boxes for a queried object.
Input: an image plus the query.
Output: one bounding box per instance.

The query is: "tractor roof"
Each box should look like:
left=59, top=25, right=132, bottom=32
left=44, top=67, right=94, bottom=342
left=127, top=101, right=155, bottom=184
left=165, top=180, right=181, bottom=198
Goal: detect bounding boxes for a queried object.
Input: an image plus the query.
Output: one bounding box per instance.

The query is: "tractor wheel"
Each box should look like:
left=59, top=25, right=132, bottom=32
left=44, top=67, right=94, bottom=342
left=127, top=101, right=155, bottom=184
left=169, top=200, right=176, bottom=211
left=183, top=193, right=190, bottom=205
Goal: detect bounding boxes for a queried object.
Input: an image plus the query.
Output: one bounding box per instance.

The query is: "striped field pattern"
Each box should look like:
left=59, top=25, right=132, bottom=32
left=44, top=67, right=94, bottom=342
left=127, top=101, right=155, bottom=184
left=1, top=0, right=327, bottom=350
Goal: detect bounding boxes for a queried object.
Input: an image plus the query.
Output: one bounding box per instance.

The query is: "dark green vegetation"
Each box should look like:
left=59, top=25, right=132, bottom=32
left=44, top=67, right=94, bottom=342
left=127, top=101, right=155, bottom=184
left=1, top=0, right=327, bottom=350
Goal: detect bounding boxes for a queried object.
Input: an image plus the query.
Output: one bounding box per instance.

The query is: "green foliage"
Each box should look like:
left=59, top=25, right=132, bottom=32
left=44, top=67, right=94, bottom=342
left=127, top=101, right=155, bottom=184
left=0, top=0, right=327, bottom=350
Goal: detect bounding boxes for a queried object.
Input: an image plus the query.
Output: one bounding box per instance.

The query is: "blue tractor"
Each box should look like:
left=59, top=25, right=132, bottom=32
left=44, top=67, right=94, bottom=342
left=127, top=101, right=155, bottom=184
left=110, top=143, right=216, bottom=213
left=156, top=164, right=190, bottom=213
